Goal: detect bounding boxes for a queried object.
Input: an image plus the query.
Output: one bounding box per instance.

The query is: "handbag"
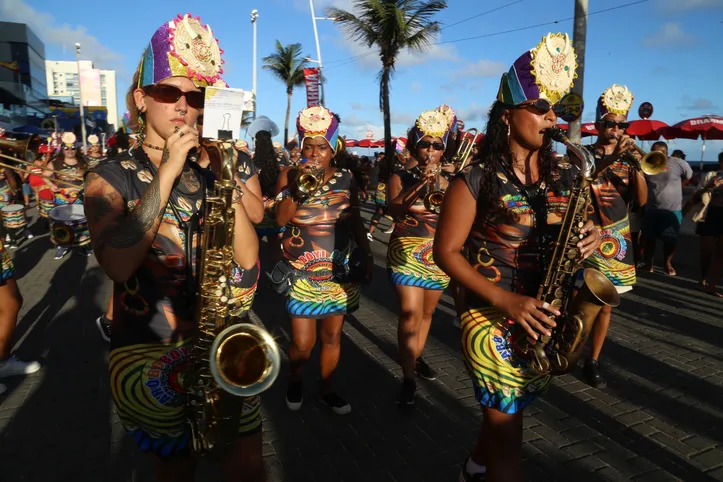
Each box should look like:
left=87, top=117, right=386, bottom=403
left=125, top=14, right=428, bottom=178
left=691, top=191, right=711, bottom=223
left=266, top=260, right=297, bottom=296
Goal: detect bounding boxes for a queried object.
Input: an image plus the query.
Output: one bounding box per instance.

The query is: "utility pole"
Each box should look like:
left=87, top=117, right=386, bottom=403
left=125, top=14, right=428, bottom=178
left=309, top=0, right=325, bottom=106
left=75, top=43, right=88, bottom=153
left=567, top=0, right=587, bottom=144
left=251, top=9, right=259, bottom=119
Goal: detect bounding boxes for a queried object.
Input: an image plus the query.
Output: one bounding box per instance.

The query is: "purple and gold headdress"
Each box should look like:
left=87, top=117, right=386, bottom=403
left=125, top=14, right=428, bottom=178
left=411, top=109, right=453, bottom=147
left=497, top=33, right=578, bottom=106
left=596, top=84, right=634, bottom=121
left=296, top=106, right=340, bottom=151
left=137, top=14, right=225, bottom=88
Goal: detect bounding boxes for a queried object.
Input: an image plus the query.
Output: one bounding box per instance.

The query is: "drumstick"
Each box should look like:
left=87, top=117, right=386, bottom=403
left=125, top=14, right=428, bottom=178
left=0, top=161, right=81, bottom=189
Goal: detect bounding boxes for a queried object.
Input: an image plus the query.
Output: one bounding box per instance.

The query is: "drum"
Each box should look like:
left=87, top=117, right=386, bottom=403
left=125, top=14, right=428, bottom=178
left=39, top=197, right=55, bottom=219
left=1, top=204, right=27, bottom=230
left=48, top=204, right=90, bottom=248
left=55, top=187, right=83, bottom=206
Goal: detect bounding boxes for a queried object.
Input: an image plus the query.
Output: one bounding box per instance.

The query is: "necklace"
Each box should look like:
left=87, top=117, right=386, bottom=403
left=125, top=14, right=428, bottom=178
left=142, top=142, right=164, bottom=151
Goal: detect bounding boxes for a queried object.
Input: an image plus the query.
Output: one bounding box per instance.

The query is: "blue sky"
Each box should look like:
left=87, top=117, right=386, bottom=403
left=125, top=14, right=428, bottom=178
left=2, top=0, right=722, bottom=160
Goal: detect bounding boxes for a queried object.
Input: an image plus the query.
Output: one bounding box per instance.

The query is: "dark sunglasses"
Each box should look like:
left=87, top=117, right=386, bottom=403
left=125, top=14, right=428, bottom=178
left=602, top=120, right=630, bottom=130
left=197, top=114, right=204, bottom=126
left=512, top=99, right=554, bottom=115
left=417, top=140, right=445, bottom=151
left=143, top=84, right=205, bottom=109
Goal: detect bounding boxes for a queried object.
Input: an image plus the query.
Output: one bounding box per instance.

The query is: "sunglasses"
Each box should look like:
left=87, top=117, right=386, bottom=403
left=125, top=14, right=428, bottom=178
left=417, top=140, right=445, bottom=151
left=143, top=84, right=205, bottom=109
left=602, top=120, right=630, bottom=130
left=511, top=99, right=554, bottom=115
left=197, top=114, right=204, bottom=126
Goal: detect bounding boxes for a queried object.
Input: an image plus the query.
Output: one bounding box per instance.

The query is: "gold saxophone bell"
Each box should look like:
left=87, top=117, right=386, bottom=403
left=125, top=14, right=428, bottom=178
left=210, top=323, right=281, bottom=397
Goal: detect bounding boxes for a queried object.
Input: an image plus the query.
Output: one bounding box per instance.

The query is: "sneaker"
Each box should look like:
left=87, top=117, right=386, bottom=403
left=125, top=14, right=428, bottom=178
left=366, top=232, right=374, bottom=242
left=415, top=357, right=438, bottom=381
left=583, top=359, right=607, bottom=389
left=321, top=392, right=351, bottom=415
left=96, top=315, right=112, bottom=342
left=79, top=246, right=93, bottom=257
left=459, top=457, right=487, bottom=481
left=0, top=355, right=41, bottom=378
left=285, top=381, right=303, bottom=411
left=54, top=247, right=70, bottom=260
left=0, top=383, right=6, bottom=396
left=397, top=378, right=416, bottom=406
left=23, top=229, right=33, bottom=240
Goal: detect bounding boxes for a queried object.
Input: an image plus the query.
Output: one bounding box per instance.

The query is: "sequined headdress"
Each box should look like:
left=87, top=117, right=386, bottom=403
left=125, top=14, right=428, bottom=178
left=596, top=84, right=634, bottom=121
left=296, top=106, right=340, bottom=151
left=61, top=132, right=76, bottom=148
left=411, top=109, right=453, bottom=146
left=137, top=14, right=226, bottom=88
left=497, top=32, right=578, bottom=105
left=88, top=134, right=99, bottom=146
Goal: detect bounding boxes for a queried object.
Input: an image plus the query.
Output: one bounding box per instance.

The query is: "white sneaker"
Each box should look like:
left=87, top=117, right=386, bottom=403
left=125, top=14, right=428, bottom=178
left=366, top=232, right=374, bottom=242
left=0, top=355, right=41, bottom=378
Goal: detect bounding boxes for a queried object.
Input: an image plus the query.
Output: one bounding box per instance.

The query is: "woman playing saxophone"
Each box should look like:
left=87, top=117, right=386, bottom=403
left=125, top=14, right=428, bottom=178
left=434, top=34, right=601, bottom=482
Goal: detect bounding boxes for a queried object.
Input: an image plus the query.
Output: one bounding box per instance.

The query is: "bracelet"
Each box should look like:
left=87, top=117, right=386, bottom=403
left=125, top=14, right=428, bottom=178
left=232, top=185, right=244, bottom=204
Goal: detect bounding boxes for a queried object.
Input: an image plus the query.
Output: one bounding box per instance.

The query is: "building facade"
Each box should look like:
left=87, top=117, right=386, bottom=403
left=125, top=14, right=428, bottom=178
left=0, top=22, right=49, bottom=132
left=45, top=60, right=118, bottom=132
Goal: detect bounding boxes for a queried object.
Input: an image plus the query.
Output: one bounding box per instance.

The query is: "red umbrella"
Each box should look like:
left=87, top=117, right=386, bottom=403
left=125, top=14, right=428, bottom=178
left=671, top=115, right=723, bottom=140
left=345, top=139, right=358, bottom=147
left=581, top=123, right=598, bottom=137
left=627, top=119, right=672, bottom=141
left=357, top=139, right=374, bottom=148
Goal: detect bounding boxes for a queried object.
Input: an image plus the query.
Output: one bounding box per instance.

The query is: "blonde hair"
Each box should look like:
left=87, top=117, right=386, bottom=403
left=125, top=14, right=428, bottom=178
left=125, top=67, right=143, bottom=135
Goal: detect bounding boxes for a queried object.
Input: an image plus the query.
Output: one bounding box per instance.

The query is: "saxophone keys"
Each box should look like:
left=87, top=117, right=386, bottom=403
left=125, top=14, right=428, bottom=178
left=219, top=275, right=227, bottom=284
left=554, top=287, right=564, bottom=298
left=566, top=249, right=578, bottom=259
left=221, top=295, right=229, bottom=303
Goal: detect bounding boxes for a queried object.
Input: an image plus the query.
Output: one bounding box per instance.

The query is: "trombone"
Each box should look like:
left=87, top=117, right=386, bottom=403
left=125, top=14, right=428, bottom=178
left=0, top=134, right=84, bottom=188
left=452, top=128, right=480, bottom=172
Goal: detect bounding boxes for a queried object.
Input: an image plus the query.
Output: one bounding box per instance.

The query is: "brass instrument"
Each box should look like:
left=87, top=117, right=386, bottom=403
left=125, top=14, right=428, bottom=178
left=0, top=135, right=84, bottom=188
left=422, top=154, right=445, bottom=214
left=187, top=141, right=281, bottom=454
left=519, top=126, right=620, bottom=376
left=452, top=128, right=480, bottom=172
left=615, top=136, right=667, bottom=175
left=295, top=160, right=323, bottom=201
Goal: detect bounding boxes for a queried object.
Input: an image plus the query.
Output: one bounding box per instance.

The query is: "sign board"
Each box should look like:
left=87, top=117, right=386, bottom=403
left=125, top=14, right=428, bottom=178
left=554, top=92, right=584, bottom=123
left=303, top=68, right=320, bottom=107
left=202, top=87, right=248, bottom=140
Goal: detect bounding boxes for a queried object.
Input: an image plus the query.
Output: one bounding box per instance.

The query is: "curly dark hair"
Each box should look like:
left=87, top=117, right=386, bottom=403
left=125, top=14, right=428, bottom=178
left=475, top=101, right=556, bottom=223
left=254, top=130, right=280, bottom=197
left=52, top=147, right=88, bottom=172
left=335, top=147, right=368, bottom=192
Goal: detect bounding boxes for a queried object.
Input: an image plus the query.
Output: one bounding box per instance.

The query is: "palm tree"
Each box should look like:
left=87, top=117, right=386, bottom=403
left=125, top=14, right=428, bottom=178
left=329, top=0, right=447, bottom=168
left=262, top=41, right=311, bottom=144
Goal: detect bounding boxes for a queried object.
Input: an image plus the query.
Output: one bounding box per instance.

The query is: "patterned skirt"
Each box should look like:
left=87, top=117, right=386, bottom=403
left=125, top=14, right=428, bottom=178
left=109, top=340, right=262, bottom=456
left=387, top=236, right=450, bottom=290
left=461, top=307, right=550, bottom=414
left=0, top=239, right=14, bottom=283
left=583, top=217, right=636, bottom=288
left=229, top=259, right=260, bottom=316
left=287, top=271, right=360, bottom=318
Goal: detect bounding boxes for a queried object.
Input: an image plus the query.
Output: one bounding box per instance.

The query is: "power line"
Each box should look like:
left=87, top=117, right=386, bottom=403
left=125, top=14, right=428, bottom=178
left=439, top=0, right=648, bottom=45
left=441, top=0, right=524, bottom=31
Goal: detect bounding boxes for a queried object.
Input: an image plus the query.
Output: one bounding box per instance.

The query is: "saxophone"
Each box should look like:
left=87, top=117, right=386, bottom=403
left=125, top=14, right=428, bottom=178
left=518, top=127, right=620, bottom=376
left=187, top=141, right=281, bottom=454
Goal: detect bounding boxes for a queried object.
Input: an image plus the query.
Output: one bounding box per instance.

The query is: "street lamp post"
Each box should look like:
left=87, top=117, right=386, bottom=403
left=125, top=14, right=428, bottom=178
left=308, top=0, right=335, bottom=107
left=75, top=42, right=88, bottom=153
left=251, top=9, right=259, bottom=119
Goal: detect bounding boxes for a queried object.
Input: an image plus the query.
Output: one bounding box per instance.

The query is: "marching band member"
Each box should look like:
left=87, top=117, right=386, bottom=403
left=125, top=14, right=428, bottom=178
left=274, top=106, right=372, bottom=415
left=434, top=34, right=600, bottom=481
left=52, top=132, right=91, bottom=259
left=85, top=134, right=107, bottom=170
left=386, top=109, right=454, bottom=405
left=84, top=14, right=263, bottom=481
left=582, top=85, right=647, bottom=388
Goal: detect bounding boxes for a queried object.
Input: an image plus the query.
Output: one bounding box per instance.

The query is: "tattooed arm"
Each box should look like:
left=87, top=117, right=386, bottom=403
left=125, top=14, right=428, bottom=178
left=84, top=166, right=177, bottom=283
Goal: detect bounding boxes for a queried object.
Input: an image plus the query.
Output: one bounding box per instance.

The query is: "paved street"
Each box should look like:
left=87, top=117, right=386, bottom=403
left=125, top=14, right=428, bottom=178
left=1, top=203, right=722, bottom=482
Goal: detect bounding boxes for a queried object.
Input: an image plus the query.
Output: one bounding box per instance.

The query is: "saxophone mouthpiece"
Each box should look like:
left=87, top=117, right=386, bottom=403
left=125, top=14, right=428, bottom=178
left=547, top=126, right=567, bottom=144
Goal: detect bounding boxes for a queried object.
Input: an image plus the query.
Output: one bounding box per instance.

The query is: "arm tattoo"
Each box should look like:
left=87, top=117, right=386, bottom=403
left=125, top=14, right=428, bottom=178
left=161, top=148, right=170, bottom=166
left=105, top=175, right=164, bottom=249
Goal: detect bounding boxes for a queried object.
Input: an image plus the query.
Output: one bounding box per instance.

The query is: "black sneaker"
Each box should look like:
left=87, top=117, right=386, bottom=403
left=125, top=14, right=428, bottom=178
left=321, top=392, right=351, bottom=415
left=415, top=357, right=437, bottom=381
left=285, top=381, right=303, bottom=411
left=584, top=359, right=607, bottom=389
left=459, top=457, right=487, bottom=481
left=397, top=378, right=416, bottom=406
left=54, top=247, right=70, bottom=260
left=95, top=315, right=111, bottom=342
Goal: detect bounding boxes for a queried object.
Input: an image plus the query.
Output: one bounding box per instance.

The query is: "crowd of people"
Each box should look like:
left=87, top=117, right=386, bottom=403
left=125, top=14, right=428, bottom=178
left=0, top=13, right=721, bottom=482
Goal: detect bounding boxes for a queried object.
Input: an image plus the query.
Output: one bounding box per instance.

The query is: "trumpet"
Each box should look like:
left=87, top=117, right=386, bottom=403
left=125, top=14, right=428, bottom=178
left=614, top=136, right=667, bottom=175
left=295, top=160, right=323, bottom=201
left=452, top=128, right=480, bottom=172
left=422, top=156, right=445, bottom=214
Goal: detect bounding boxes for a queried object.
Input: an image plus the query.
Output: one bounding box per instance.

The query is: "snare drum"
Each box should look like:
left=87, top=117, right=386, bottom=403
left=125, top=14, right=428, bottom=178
left=48, top=204, right=90, bottom=248
left=1, top=204, right=27, bottom=230
left=39, top=197, right=55, bottom=219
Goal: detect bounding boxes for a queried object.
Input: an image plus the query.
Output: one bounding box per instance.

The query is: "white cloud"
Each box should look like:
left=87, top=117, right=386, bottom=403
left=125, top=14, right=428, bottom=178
left=0, top=0, right=124, bottom=70
left=334, top=34, right=458, bottom=72
left=455, top=102, right=494, bottom=124
left=655, top=0, right=723, bottom=12
left=452, top=59, right=507, bottom=80
left=391, top=112, right=415, bottom=126
left=642, top=23, right=695, bottom=48
left=678, top=97, right=719, bottom=112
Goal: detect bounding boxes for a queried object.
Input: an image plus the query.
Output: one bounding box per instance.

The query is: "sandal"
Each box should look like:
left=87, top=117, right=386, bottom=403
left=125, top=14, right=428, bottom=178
left=665, top=268, right=677, bottom=276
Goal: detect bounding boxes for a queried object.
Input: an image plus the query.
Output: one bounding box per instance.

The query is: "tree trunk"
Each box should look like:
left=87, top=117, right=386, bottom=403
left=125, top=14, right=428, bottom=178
left=381, top=67, right=393, bottom=174
left=285, top=89, right=292, bottom=147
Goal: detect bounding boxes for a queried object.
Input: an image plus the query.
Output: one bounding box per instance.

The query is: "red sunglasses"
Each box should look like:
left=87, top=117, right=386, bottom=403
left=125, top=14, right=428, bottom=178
left=143, top=84, right=205, bottom=109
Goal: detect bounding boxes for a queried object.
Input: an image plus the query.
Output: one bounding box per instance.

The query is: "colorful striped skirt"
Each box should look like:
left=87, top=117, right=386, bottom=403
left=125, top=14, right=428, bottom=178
left=583, top=217, right=636, bottom=289
left=229, top=259, right=260, bottom=317
left=387, top=236, right=450, bottom=290
left=461, top=306, right=550, bottom=414
left=0, top=239, right=14, bottom=283
left=286, top=270, right=360, bottom=318
left=109, top=340, right=262, bottom=456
